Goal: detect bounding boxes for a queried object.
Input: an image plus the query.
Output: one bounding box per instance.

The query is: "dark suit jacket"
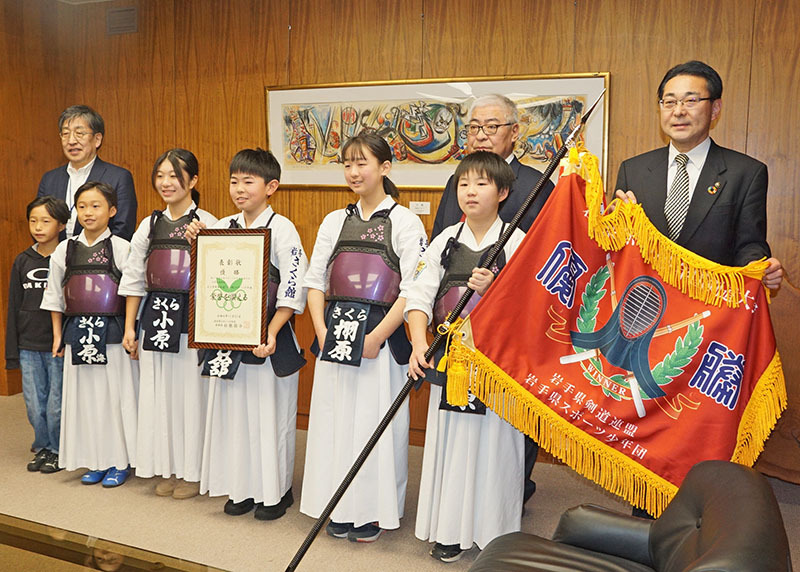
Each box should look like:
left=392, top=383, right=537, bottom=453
left=615, top=140, right=770, bottom=267
left=37, top=156, right=138, bottom=241
left=431, top=156, right=555, bottom=240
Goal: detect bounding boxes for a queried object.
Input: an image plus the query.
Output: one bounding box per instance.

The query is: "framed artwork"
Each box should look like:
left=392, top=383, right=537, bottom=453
left=265, top=73, right=608, bottom=189
left=188, top=229, right=271, bottom=350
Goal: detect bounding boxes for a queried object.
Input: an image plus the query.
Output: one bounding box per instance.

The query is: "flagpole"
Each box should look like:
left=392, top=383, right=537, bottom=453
left=285, top=90, right=606, bottom=572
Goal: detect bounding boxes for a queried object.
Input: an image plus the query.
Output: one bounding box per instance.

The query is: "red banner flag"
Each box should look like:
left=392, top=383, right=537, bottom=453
left=446, top=151, right=787, bottom=516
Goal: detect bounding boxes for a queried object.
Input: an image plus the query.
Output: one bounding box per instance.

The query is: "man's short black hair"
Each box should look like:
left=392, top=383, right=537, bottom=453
left=229, top=148, right=281, bottom=183
left=454, top=150, right=515, bottom=195
left=658, top=60, right=723, bottom=100
left=26, top=196, right=70, bottom=223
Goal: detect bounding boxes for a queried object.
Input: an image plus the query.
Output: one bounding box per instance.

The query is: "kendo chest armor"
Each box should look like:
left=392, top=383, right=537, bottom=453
left=325, top=204, right=401, bottom=307
left=433, top=225, right=507, bottom=328
left=63, top=238, right=124, bottom=316
left=145, top=209, right=196, bottom=293
left=228, top=217, right=280, bottom=317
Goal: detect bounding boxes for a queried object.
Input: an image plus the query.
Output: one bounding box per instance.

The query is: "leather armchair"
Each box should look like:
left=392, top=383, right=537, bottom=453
left=470, top=460, right=792, bottom=572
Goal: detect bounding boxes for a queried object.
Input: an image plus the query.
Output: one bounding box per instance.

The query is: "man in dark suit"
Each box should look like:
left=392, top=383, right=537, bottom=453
left=37, top=105, right=137, bottom=241
left=432, top=94, right=553, bottom=505
left=616, top=61, right=782, bottom=288
left=617, top=62, right=783, bottom=519
left=431, top=94, right=555, bottom=240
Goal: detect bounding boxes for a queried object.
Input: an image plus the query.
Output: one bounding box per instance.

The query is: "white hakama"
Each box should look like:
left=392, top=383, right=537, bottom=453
left=118, top=205, right=217, bottom=483
left=135, top=334, right=207, bottom=481
left=200, top=362, right=298, bottom=505
left=300, top=346, right=409, bottom=529
left=59, top=344, right=139, bottom=471
left=415, top=385, right=524, bottom=550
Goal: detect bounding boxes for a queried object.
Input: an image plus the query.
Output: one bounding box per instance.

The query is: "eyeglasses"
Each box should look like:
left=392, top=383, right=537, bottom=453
left=465, top=122, right=514, bottom=136
left=59, top=129, right=94, bottom=140
left=658, top=96, right=713, bottom=110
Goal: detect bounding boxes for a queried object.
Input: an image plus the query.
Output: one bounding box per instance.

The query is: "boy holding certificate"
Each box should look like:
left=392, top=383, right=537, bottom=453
left=186, top=148, right=308, bottom=520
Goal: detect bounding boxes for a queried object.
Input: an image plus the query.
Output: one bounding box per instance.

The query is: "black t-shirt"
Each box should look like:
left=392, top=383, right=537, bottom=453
left=5, top=246, right=54, bottom=368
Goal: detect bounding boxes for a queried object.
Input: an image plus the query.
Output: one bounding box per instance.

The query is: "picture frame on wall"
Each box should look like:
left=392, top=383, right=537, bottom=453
left=265, top=73, right=609, bottom=189
left=188, top=228, right=271, bottom=350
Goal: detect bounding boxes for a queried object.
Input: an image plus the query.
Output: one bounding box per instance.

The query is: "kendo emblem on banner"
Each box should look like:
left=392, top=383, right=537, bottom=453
left=560, top=268, right=711, bottom=418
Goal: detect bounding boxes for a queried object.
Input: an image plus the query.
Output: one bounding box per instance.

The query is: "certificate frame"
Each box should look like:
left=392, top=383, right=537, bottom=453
left=265, top=72, right=609, bottom=190
left=188, top=228, right=271, bottom=350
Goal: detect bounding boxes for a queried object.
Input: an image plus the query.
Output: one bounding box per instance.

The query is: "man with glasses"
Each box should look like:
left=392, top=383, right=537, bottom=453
left=431, top=94, right=555, bottom=240
left=37, top=105, right=137, bottom=241
left=431, top=94, right=554, bottom=508
left=615, top=61, right=782, bottom=288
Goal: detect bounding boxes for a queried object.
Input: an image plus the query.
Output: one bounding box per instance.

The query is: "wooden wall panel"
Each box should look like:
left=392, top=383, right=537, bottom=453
left=749, top=0, right=800, bottom=477
left=575, top=0, right=757, bottom=187
left=288, top=0, right=424, bottom=84
left=173, top=0, right=290, bottom=221
left=64, top=0, right=176, bottom=221
left=423, top=0, right=576, bottom=78
left=0, top=0, right=71, bottom=394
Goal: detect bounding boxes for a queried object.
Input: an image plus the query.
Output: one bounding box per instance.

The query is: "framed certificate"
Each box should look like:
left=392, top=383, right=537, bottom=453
left=188, top=228, right=271, bottom=349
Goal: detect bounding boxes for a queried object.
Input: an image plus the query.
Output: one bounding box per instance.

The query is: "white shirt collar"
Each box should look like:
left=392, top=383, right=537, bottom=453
left=67, top=156, right=97, bottom=176
left=464, top=216, right=504, bottom=249
left=165, top=201, right=197, bottom=221
left=76, top=227, right=112, bottom=246
left=356, top=196, right=395, bottom=219
left=504, top=153, right=514, bottom=164
left=668, top=137, right=711, bottom=168
left=235, top=205, right=274, bottom=228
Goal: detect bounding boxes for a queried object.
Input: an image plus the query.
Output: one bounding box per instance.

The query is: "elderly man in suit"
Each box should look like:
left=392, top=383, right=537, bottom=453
left=432, top=94, right=554, bottom=506
left=615, top=61, right=782, bottom=288
left=431, top=94, right=555, bottom=240
left=37, top=105, right=137, bottom=241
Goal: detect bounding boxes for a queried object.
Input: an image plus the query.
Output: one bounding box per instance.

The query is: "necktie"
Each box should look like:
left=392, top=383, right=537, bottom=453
left=664, top=153, right=690, bottom=241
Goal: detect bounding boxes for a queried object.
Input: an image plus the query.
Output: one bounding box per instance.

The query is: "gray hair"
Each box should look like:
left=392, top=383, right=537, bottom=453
left=467, top=94, right=519, bottom=124
left=58, top=105, right=105, bottom=136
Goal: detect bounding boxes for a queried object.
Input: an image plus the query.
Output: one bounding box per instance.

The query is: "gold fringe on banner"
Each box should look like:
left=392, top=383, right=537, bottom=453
left=578, top=151, right=769, bottom=308
left=731, top=351, right=788, bottom=466
left=447, top=332, right=679, bottom=517
left=448, top=331, right=787, bottom=517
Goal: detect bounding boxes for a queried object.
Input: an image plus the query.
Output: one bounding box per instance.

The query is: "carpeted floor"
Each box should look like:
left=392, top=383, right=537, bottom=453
left=1, top=393, right=797, bottom=571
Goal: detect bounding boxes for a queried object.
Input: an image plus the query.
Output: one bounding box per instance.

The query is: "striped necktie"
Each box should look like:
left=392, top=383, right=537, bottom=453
left=664, top=153, right=690, bottom=241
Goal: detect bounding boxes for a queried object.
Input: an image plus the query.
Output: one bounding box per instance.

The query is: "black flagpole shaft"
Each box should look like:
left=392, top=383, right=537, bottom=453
left=286, top=91, right=605, bottom=572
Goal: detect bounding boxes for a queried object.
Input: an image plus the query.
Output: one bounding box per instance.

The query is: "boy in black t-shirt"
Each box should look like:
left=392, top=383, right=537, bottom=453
left=6, top=197, right=69, bottom=473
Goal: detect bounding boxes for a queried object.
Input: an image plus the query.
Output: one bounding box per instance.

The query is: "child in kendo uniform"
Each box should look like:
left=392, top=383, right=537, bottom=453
left=120, top=149, right=218, bottom=499
left=407, top=151, right=526, bottom=562
left=186, top=148, right=308, bottom=520
left=41, top=181, right=138, bottom=487
left=300, top=131, right=428, bottom=543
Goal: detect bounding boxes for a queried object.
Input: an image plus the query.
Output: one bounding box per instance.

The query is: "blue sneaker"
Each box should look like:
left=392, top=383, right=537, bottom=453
left=102, top=466, right=130, bottom=488
left=81, top=469, right=108, bottom=485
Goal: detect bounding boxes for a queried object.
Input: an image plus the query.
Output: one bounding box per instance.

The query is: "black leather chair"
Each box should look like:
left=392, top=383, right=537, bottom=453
left=470, top=460, right=792, bottom=571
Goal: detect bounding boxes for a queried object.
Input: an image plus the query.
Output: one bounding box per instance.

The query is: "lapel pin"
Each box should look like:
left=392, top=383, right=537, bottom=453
left=707, top=181, right=721, bottom=195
